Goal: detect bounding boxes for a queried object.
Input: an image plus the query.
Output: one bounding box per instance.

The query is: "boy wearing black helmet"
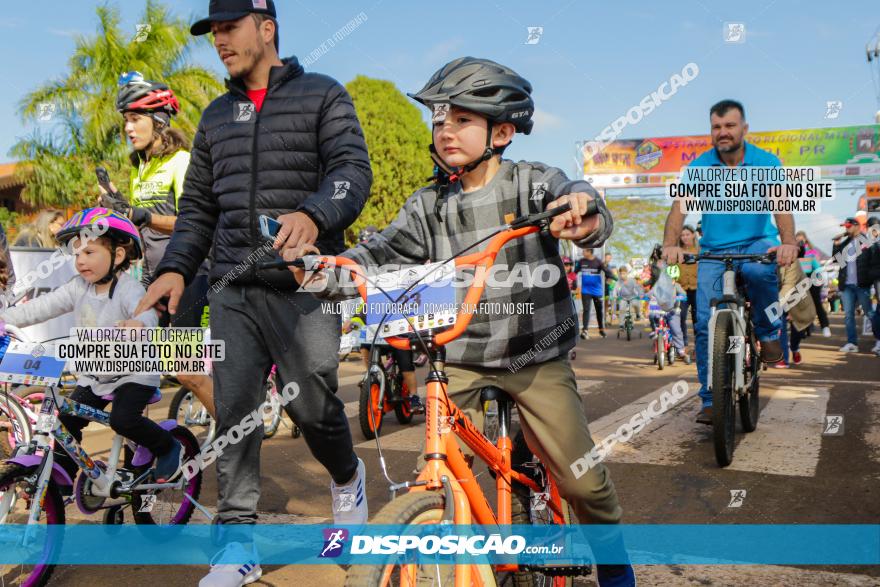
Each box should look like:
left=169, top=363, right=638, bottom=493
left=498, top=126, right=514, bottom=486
left=291, top=57, right=635, bottom=586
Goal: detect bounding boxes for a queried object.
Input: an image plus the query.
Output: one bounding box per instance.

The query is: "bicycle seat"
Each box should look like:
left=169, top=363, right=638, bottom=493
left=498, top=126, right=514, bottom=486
left=479, top=386, right=511, bottom=403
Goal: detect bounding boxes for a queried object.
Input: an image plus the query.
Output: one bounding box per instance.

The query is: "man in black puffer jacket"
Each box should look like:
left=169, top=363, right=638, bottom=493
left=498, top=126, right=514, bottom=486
left=137, top=3, right=371, bottom=582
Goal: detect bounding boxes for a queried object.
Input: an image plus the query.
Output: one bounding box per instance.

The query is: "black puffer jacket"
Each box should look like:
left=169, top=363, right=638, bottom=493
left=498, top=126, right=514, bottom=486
left=156, top=57, right=371, bottom=290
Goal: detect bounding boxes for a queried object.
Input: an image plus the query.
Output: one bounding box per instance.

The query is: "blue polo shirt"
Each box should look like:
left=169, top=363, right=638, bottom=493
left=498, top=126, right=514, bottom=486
left=690, top=142, right=781, bottom=251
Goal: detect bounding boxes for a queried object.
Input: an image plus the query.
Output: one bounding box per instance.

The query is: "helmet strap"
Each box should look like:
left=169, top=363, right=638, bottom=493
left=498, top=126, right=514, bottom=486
left=427, top=122, right=497, bottom=185
left=96, top=240, right=121, bottom=299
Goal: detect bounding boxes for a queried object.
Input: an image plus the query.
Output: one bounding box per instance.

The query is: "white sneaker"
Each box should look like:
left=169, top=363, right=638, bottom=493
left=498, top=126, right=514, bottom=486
left=872, top=340, right=880, bottom=354
left=838, top=343, right=858, bottom=353
left=199, top=543, right=262, bottom=587
left=822, top=327, right=832, bottom=337
left=331, top=457, right=368, bottom=525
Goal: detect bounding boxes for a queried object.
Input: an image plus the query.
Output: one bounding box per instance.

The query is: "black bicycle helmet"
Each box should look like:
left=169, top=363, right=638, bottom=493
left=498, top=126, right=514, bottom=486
left=409, top=57, right=534, bottom=134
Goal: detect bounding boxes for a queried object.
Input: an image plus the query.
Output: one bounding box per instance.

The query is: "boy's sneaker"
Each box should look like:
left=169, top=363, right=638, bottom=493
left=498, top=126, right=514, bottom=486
left=599, top=330, right=607, bottom=338
left=579, top=330, right=589, bottom=340
left=597, top=563, right=637, bottom=586
left=822, top=327, right=831, bottom=337
left=792, top=351, right=802, bottom=365
left=331, top=457, right=368, bottom=525
left=839, top=343, right=858, bottom=353
left=153, top=439, right=184, bottom=483
left=871, top=340, right=880, bottom=354
left=199, top=543, right=262, bottom=587
left=773, top=361, right=789, bottom=369
left=408, top=395, right=425, bottom=414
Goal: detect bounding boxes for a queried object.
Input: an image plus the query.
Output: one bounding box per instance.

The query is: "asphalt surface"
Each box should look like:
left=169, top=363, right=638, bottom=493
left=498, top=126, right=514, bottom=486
left=15, top=313, right=880, bottom=586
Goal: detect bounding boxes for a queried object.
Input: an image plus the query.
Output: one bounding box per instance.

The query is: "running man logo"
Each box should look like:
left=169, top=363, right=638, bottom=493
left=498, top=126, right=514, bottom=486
left=332, top=181, right=350, bottom=200
left=235, top=102, right=255, bottom=123
left=319, top=528, right=349, bottom=558
left=335, top=493, right=355, bottom=512
left=134, top=24, right=151, bottom=43
left=531, top=183, right=548, bottom=202
left=824, top=100, right=843, bottom=120
left=432, top=103, right=450, bottom=124
left=137, top=494, right=157, bottom=513
left=724, top=22, right=745, bottom=43
left=726, top=336, right=744, bottom=354
left=525, top=27, right=544, bottom=44
left=823, top=415, right=844, bottom=436
left=727, top=489, right=747, bottom=508
left=37, top=102, right=56, bottom=122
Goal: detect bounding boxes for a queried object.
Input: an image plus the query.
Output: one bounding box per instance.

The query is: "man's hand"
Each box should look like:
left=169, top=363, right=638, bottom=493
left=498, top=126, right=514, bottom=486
left=134, top=272, right=185, bottom=317
left=768, top=243, right=798, bottom=267
left=283, top=243, right=326, bottom=289
left=547, top=192, right=599, bottom=240
left=274, top=212, right=319, bottom=259
left=661, top=245, right=684, bottom=265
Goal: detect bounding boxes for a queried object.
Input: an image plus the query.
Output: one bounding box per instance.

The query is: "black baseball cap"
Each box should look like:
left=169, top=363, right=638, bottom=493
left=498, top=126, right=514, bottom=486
left=840, top=217, right=858, bottom=227
left=191, top=0, right=276, bottom=36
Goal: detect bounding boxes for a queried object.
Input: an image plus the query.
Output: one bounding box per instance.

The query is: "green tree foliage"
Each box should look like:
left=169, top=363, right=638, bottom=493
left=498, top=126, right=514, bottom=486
left=11, top=1, right=223, bottom=209
left=605, top=196, right=669, bottom=264
left=345, top=76, right=433, bottom=246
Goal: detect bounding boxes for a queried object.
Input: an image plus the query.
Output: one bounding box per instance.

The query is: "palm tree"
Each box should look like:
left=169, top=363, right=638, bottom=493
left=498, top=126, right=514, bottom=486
left=11, top=0, right=223, bottom=208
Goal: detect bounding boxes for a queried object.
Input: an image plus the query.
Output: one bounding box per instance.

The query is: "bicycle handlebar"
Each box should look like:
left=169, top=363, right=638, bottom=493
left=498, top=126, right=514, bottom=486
left=258, top=201, right=599, bottom=351
left=681, top=251, right=777, bottom=265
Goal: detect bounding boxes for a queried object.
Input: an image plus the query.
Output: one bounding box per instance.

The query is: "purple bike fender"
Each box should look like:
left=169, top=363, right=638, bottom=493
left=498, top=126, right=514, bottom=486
left=131, top=419, right=178, bottom=467
left=7, top=455, right=73, bottom=486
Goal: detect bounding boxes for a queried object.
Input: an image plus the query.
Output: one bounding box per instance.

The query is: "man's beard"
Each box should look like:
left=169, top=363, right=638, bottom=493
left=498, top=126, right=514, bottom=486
left=714, top=137, right=742, bottom=154
left=229, top=44, right=264, bottom=78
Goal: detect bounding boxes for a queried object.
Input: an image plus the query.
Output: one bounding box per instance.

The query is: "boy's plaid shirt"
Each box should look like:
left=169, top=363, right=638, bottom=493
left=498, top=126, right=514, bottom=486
left=318, top=160, right=613, bottom=368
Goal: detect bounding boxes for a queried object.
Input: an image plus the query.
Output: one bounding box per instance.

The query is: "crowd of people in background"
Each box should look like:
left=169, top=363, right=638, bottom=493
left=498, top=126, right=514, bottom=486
left=562, top=212, right=880, bottom=362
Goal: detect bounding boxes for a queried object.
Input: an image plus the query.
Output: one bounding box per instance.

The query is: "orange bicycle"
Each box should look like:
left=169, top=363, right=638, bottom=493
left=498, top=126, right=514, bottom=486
left=273, top=203, right=594, bottom=586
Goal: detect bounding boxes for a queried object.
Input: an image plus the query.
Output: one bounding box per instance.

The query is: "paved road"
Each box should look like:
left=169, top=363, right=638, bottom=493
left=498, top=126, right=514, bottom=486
left=25, top=314, right=880, bottom=585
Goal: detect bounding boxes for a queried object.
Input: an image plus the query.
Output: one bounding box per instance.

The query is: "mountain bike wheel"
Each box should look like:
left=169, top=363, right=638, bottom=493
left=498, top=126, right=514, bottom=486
left=0, top=393, right=32, bottom=460
left=168, top=386, right=216, bottom=450
left=262, top=373, right=282, bottom=439
left=738, top=324, right=760, bottom=433
left=510, top=430, right=580, bottom=586
left=0, top=462, right=65, bottom=587
left=132, top=426, right=202, bottom=525
left=343, top=491, right=496, bottom=587
left=711, top=312, right=736, bottom=467
left=359, top=371, right=384, bottom=440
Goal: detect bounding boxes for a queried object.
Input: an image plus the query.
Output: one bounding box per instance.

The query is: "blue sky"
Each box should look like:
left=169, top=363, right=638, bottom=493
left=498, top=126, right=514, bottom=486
left=1, top=0, right=878, bottom=247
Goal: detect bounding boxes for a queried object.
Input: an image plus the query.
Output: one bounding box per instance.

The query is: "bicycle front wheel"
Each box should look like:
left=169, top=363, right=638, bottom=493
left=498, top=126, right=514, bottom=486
left=0, top=462, right=66, bottom=587
left=739, top=324, right=760, bottom=432
left=344, top=491, right=495, bottom=587
left=711, top=312, right=736, bottom=467
left=359, top=372, right=384, bottom=440
left=0, top=393, right=32, bottom=460
left=132, top=426, right=202, bottom=525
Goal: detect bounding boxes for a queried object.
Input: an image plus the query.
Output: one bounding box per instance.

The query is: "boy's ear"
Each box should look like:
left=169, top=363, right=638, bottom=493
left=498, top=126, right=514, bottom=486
left=492, top=122, right=516, bottom=150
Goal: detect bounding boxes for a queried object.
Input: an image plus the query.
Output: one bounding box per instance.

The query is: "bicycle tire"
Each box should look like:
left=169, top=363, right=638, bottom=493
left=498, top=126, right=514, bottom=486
left=657, top=343, right=665, bottom=370
left=739, top=323, right=760, bottom=433
left=132, top=426, right=202, bottom=525
left=359, top=372, right=384, bottom=440
left=0, top=392, right=32, bottom=460
left=711, top=312, right=736, bottom=467
left=510, top=431, right=578, bottom=587
left=626, top=326, right=631, bottom=341
left=168, top=386, right=216, bottom=450
left=0, top=462, right=66, bottom=587
left=343, top=491, right=495, bottom=587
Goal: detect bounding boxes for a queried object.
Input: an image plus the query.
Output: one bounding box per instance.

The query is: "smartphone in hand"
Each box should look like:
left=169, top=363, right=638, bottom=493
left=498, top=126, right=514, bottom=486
left=96, top=167, right=112, bottom=192
left=259, top=215, right=282, bottom=239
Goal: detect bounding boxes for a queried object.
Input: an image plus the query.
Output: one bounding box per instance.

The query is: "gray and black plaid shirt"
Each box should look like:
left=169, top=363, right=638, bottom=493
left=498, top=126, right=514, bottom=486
left=320, top=160, right=613, bottom=368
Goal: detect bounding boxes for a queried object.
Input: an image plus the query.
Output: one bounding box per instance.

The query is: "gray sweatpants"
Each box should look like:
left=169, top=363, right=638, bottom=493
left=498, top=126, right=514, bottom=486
left=208, top=284, right=357, bottom=525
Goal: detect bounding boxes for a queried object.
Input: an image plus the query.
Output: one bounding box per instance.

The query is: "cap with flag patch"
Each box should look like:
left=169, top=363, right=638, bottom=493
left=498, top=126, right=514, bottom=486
left=191, top=0, right=276, bottom=36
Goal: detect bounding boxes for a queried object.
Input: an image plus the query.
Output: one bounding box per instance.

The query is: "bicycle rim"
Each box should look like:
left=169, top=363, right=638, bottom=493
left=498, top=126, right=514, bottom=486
left=132, top=427, right=202, bottom=525
left=0, top=463, right=65, bottom=587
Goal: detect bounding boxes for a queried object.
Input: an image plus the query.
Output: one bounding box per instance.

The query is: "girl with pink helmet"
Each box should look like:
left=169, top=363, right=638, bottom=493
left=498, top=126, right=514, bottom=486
left=0, top=208, right=185, bottom=483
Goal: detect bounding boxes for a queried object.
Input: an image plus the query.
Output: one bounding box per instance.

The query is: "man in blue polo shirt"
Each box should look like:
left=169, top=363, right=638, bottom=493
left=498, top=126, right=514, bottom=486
left=661, top=100, right=798, bottom=424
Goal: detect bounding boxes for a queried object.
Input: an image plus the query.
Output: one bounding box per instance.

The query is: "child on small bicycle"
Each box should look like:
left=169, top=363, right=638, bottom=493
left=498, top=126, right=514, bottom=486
left=290, top=58, right=634, bottom=586
left=0, top=208, right=183, bottom=484
left=647, top=267, right=687, bottom=361
left=614, top=266, right=643, bottom=321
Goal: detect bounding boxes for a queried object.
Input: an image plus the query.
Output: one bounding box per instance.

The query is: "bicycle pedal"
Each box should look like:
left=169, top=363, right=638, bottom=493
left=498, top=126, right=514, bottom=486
left=519, top=563, right=592, bottom=577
